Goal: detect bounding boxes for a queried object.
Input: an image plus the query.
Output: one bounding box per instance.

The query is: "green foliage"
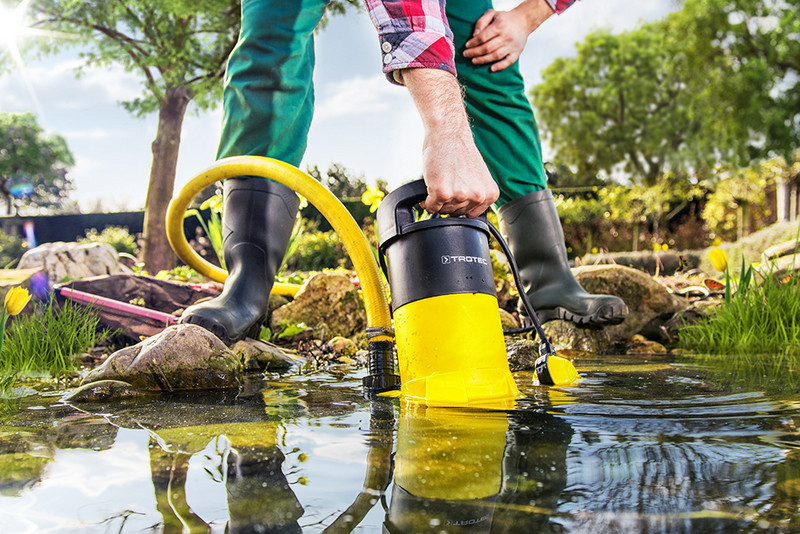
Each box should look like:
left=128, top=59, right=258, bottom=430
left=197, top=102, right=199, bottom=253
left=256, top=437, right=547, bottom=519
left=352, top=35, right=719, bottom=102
left=186, top=194, right=224, bottom=269
left=702, top=157, right=793, bottom=241
left=276, top=321, right=307, bottom=339
left=678, top=272, right=800, bottom=357
left=0, top=299, right=106, bottom=379
left=285, top=222, right=350, bottom=272
left=79, top=226, right=140, bottom=256
left=155, top=264, right=204, bottom=282
left=29, top=0, right=241, bottom=116
left=531, top=0, right=800, bottom=183
left=0, top=230, right=27, bottom=268
left=0, top=112, right=76, bottom=215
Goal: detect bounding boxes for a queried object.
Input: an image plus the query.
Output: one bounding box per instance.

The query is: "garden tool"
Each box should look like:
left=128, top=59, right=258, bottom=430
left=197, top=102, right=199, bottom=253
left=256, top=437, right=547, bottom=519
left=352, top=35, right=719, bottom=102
left=377, top=180, right=577, bottom=404
left=180, top=177, right=300, bottom=344
left=498, top=189, right=628, bottom=328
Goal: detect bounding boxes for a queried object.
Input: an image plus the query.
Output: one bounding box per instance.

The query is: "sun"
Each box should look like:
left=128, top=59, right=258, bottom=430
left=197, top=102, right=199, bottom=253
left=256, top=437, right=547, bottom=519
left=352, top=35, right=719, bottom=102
left=0, top=0, right=34, bottom=68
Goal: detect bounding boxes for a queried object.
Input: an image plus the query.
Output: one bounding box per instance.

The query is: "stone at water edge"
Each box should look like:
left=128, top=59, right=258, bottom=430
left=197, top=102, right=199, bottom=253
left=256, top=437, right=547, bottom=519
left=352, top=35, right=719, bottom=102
left=82, top=323, right=241, bottom=391
left=542, top=265, right=688, bottom=353
left=270, top=271, right=366, bottom=341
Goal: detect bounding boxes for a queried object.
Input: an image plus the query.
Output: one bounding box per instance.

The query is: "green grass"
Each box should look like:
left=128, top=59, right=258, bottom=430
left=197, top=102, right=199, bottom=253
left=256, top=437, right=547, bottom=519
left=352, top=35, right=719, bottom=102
left=679, top=272, right=800, bottom=355
left=0, top=299, right=107, bottom=382
left=0, top=299, right=108, bottom=414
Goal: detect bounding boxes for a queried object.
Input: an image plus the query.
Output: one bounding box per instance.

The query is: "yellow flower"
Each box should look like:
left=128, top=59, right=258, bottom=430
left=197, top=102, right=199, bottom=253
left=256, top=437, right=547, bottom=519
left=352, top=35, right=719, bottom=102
left=200, top=194, right=223, bottom=213
left=361, top=185, right=384, bottom=213
left=707, top=248, right=728, bottom=272
left=4, top=287, right=31, bottom=316
left=661, top=243, right=669, bottom=251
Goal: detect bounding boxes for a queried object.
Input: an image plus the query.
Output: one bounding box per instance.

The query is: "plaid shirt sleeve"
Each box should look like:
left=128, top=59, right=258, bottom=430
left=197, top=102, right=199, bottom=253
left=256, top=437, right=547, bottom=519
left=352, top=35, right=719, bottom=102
left=364, top=0, right=456, bottom=85
left=545, top=0, right=579, bottom=14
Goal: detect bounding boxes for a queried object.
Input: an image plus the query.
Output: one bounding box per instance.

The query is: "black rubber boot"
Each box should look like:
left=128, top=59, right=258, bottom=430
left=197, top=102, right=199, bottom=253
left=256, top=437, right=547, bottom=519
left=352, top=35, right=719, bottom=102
left=181, top=177, right=300, bottom=344
left=498, top=189, right=628, bottom=328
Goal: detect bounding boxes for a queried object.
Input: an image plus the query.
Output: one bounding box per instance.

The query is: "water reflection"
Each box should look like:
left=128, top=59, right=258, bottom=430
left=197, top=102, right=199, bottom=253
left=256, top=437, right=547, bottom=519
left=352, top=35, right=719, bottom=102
left=1, top=357, right=800, bottom=532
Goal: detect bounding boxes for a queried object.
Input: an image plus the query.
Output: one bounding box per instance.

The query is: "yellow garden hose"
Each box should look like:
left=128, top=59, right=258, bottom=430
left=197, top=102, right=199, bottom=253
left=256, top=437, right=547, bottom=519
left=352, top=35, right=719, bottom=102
left=165, top=156, right=393, bottom=343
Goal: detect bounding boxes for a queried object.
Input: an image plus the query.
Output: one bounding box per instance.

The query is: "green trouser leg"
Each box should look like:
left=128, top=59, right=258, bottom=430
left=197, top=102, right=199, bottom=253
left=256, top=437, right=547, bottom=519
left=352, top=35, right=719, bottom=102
left=182, top=0, right=326, bottom=344
left=217, top=0, right=328, bottom=165
left=446, top=0, right=547, bottom=207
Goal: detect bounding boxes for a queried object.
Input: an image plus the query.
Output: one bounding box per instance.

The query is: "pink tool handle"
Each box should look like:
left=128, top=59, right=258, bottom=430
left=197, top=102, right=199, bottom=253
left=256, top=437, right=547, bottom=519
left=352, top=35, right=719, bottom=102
left=59, top=287, right=178, bottom=325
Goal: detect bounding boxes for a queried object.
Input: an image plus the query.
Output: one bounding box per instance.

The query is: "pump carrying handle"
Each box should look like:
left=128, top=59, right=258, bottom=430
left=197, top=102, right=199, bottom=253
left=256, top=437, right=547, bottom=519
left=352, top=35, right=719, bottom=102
left=376, top=179, right=428, bottom=247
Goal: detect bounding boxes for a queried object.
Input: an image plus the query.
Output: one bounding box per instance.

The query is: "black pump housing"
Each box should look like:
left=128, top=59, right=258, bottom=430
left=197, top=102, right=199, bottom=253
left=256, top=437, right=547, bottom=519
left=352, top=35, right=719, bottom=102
left=377, top=179, right=497, bottom=312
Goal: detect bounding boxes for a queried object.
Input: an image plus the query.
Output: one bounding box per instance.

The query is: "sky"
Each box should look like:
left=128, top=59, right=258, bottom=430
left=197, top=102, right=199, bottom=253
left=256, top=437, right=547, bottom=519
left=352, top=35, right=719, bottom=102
left=0, top=0, right=680, bottom=212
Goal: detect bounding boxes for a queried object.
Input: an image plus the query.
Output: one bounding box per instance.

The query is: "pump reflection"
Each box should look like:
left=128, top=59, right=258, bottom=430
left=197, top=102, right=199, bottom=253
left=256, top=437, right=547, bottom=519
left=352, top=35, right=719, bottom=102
left=378, top=402, right=572, bottom=534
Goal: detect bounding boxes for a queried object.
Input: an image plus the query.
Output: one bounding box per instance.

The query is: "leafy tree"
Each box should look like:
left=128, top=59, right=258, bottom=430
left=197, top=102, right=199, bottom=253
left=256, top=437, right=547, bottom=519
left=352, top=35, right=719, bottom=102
left=0, top=111, right=75, bottom=215
left=24, top=0, right=362, bottom=272
left=531, top=0, right=799, bottom=184
left=532, top=27, right=698, bottom=184
left=26, top=0, right=240, bottom=272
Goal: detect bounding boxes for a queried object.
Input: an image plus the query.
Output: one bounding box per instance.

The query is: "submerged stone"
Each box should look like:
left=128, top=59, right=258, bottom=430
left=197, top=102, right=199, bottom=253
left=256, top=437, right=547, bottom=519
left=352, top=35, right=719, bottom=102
left=81, top=324, right=241, bottom=391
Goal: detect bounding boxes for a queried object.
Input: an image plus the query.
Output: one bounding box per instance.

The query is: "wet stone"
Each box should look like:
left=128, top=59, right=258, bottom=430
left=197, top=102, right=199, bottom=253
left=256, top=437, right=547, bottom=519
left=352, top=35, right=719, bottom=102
left=81, top=324, right=241, bottom=391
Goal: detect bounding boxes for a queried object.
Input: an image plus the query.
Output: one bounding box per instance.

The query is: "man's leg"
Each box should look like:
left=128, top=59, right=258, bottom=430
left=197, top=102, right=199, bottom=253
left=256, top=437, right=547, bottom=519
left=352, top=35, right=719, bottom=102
left=181, top=0, right=328, bottom=344
left=447, top=1, right=627, bottom=327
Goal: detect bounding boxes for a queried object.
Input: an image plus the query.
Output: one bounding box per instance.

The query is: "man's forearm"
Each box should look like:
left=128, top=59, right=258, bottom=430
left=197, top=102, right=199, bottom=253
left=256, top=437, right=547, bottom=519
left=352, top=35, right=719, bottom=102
left=403, top=68, right=499, bottom=218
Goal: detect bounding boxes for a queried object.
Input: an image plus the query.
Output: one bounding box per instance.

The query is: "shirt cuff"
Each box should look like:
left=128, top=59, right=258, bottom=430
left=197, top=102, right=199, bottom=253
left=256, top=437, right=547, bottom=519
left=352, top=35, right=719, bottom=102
left=378, top=31, right=457, bottom=86
left=545, top=0, right=577, bottom=14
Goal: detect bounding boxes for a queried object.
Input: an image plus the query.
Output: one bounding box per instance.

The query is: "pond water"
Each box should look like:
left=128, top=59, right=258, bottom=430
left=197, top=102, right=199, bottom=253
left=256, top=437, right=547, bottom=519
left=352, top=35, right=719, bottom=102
left=1, top=353, right=799, bottom=533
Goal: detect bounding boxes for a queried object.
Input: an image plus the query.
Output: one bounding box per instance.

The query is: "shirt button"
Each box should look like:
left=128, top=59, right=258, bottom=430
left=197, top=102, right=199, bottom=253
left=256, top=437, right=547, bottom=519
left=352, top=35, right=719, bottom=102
left=381, top=41, right=392, bottom=53
left=383, top=54, right=392, bottom=65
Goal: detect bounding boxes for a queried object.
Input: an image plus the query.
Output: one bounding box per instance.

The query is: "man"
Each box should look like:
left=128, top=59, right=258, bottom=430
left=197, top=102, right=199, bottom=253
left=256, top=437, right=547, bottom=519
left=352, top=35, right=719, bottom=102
left=181, top=0, right=627, bottom=344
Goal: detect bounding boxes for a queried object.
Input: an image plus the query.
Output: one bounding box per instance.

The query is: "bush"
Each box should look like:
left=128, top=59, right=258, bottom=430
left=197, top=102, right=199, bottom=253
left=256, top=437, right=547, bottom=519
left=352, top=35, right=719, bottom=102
left=79, top=226, right=139, bottom=256
left=0, top=230, right=27, bottom=268
left=285, top=228, right=351, bottom=272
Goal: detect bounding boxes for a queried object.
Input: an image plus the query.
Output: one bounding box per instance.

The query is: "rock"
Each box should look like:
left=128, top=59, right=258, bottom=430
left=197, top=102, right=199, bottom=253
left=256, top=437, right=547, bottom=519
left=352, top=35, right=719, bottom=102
left=763, top=240, right=799, bottom=261
left=231, top=339, right=305, bottom=372
left=499, top=308, right=520, bottom=330
left=18, top=242, right=126, bottom=285
left=647, top=299, right=718, bottom=346
left=505, top=338, right=538, bottom=371
left=542, top=265, right=688, bottom=353
left=270, top=271, right=366, bottom=341
left=324, top=336, right=358, bottom=357
left=82, top=324, right=241, bottom=391
left=625, top=334, right=668, bottom=354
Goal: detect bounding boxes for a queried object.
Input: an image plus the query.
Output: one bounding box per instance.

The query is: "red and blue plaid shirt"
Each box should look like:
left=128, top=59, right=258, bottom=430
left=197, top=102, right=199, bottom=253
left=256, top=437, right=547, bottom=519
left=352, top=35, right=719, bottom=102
left=364, top=0, right=579, bottom=83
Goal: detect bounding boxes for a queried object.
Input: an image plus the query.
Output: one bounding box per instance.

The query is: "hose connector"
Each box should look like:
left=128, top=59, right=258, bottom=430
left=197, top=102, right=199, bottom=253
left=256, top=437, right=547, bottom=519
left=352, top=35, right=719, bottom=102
left=363, top=340, right=401, bottom=396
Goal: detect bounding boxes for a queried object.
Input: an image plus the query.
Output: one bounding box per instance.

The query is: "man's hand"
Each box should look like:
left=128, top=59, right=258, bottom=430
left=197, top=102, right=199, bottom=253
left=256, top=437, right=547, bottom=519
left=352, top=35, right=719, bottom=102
left=463, top=0, right=555, bottom=72
left=402, top=68, right=498, bottom=218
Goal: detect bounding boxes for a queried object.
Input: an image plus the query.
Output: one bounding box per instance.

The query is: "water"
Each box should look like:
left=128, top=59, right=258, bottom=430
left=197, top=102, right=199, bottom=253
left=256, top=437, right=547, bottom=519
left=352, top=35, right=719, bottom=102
left=1, top=353, right=799, bottom=533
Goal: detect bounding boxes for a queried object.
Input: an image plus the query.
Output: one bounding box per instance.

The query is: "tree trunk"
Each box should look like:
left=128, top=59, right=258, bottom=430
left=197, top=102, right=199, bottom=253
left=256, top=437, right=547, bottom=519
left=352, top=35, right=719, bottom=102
left=140, top=85, right=192, bottom=273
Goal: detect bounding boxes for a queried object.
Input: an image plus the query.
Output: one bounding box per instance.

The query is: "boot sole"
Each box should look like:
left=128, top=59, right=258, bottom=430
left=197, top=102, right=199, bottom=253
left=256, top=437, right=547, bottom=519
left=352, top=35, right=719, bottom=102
left=521, top=304, right=628, bottom=330
left=181, top=313, right=266, bottom=346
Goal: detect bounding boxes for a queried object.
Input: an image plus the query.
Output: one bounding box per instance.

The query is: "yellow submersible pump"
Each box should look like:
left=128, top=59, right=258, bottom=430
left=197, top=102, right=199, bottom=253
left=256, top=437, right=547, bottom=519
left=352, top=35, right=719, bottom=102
left=377, top=180, right=578, bottom=407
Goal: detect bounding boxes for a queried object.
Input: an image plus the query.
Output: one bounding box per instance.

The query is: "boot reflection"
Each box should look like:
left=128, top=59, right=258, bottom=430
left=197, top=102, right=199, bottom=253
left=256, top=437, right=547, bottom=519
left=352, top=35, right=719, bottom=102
left=384, top=402, right=572, bottom=533
left=147, top=421, right=303, bottom=533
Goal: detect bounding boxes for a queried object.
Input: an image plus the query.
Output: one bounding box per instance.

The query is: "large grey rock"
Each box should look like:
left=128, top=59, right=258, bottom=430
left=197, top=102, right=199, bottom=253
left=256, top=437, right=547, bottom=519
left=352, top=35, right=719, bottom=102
left=82, top=323, right=241, bottom=391
left=270, top=271, right=366, bottom=341
left=543, top=265, right=688, bottom=353
left=18, top=242, right=126, bottom=284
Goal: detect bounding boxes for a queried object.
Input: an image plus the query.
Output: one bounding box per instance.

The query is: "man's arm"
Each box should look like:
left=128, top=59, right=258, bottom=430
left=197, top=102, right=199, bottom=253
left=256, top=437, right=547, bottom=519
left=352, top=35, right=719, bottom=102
left=464, top=0, right=579, bottom=72
left=364, top=0, right=498, bottom=217
left=403, top=68, right=498, bottom=217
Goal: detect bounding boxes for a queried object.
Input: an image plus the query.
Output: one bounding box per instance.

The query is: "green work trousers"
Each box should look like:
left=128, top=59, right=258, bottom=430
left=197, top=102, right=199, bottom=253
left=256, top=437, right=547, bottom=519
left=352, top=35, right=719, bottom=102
left=218, top=0, right=548, bottom=206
